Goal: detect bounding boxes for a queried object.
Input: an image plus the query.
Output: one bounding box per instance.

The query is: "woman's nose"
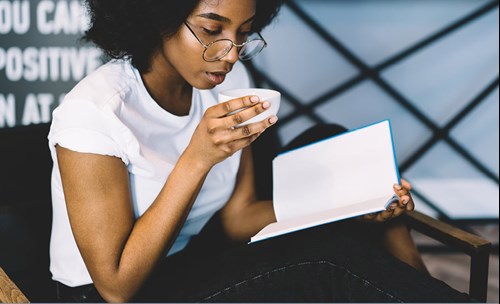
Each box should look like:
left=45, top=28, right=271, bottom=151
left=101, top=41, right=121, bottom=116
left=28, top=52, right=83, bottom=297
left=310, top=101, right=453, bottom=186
left=221, top=44, right=239, bottom=64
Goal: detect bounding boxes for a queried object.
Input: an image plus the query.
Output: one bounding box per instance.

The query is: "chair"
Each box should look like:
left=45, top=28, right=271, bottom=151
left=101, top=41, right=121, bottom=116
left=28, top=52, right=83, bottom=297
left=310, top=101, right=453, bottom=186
left=404, top=211, right=492, bottom=302
left=0, top=123, right=55, bottom=303
left=0, top=267, right=29, bottom=303
left=0, top=123, right=492, bottom=303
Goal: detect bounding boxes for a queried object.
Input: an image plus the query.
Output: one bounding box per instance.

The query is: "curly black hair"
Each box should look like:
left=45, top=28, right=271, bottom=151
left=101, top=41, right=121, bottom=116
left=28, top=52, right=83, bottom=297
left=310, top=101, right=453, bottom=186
left=83, top=0, right=284, bottom=72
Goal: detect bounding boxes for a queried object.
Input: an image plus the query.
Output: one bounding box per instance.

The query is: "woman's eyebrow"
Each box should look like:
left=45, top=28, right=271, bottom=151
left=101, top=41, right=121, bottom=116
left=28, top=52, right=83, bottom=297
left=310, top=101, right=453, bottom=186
left=196, top=13, right=256, bottom=25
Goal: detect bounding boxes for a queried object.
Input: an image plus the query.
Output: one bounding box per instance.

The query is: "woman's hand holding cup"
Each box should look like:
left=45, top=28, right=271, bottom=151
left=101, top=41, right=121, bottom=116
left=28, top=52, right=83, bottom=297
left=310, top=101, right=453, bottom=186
left=185, top=89, right=280, bottom=170
left=219, top=88, right=281, bottom=127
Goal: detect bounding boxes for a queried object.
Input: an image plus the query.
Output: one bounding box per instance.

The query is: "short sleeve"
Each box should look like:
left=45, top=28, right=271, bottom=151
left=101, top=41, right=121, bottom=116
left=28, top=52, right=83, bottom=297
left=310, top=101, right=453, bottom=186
left=48, top=98, right=130, bottom=165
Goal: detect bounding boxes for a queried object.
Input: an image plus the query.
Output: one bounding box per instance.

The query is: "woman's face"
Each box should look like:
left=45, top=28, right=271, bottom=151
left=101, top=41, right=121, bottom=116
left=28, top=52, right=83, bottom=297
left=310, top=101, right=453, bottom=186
left=160, top=0, right=257, bottom=90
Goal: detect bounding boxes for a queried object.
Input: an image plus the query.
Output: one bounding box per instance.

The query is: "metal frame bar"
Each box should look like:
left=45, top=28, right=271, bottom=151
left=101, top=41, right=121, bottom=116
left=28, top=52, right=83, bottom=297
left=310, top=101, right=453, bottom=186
left=400, top=77, right=500, bottom=180
left=248, top=0, right=499, bottom=226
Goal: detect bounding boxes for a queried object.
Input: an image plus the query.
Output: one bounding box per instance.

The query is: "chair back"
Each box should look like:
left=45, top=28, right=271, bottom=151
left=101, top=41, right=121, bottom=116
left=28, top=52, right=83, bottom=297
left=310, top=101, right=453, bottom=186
left=0, top=123, right=56, bottom=302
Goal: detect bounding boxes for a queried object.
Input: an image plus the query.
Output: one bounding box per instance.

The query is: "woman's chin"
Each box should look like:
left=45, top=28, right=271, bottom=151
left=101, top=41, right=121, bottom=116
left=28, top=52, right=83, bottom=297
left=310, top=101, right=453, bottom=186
left=194, top=82, right=218, bottom=90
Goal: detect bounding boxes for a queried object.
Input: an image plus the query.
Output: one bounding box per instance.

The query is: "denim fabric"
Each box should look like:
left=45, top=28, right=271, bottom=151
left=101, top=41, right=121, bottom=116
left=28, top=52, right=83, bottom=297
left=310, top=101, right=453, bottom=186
left=56, top=217, right=473, bottom=303
left=56, top=281, right=104, bottom=303
left=134, top=217, right=472, bottom=303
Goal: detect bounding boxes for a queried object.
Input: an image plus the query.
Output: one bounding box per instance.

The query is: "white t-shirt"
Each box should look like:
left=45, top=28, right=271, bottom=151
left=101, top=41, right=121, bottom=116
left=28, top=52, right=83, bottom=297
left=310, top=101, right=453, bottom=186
left=48, top=59, right=251, bottom=287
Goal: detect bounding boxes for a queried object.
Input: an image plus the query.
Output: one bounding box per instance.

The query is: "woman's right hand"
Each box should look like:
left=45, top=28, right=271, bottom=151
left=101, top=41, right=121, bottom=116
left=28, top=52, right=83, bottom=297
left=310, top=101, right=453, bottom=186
left=184, top=95, right=278, bottom=169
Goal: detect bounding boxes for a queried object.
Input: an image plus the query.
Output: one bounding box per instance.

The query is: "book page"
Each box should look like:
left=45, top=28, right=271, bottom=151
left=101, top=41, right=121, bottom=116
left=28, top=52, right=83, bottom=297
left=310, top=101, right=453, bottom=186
left=250, top=196, right=390, bottom=243
left=272, top=120, right=400, bottom=222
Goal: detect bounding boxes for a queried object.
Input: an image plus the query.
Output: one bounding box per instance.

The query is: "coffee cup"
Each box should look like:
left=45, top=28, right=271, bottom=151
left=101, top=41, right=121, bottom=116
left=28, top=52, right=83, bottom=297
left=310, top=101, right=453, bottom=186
left=218, top=88, right=281, bottom=127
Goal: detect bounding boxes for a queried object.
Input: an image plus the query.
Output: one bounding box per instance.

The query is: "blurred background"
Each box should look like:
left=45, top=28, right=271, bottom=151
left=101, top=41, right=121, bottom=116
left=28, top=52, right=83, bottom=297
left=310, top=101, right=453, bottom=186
left=0, top=0, right=498, bottom=301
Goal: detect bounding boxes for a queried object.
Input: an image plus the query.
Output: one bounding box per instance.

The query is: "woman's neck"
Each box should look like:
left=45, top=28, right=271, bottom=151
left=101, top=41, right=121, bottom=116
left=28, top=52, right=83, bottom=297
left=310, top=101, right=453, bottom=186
left=141, top=59, right=193, bottom=117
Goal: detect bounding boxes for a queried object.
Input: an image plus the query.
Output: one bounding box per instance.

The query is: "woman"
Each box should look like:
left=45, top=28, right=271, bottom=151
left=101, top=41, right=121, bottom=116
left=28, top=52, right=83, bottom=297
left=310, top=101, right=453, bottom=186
left=48, top=0, right=471, bottom=302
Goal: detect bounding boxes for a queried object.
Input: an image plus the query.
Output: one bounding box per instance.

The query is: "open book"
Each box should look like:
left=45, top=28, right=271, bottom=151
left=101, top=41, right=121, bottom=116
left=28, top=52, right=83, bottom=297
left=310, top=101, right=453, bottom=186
left=250, top=120, right=401, bottom=243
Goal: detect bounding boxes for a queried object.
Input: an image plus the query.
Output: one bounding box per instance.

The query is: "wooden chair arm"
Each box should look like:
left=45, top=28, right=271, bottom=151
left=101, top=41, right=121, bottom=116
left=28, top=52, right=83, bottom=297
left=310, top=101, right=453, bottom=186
left=405, top=210, right=492, bottom=254
left=0, top=267, right=29, bottom=303
left=405, top=210, right=492, bottom=302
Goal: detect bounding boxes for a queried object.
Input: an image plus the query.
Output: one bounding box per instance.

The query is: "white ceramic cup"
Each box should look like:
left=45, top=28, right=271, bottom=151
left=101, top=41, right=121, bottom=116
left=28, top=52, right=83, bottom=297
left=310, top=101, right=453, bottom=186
left=218, top=88, right=281, bottom=127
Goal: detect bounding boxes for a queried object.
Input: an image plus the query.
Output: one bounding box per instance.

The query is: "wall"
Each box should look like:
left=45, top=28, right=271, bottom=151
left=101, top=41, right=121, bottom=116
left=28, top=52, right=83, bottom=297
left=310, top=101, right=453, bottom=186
left=0, top=0, right=101, bottom=127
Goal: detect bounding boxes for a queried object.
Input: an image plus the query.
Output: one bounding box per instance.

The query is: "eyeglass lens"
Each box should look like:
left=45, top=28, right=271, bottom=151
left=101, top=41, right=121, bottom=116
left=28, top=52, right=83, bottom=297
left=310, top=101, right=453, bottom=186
left=203, top=35, right=266, bottom=61
left=239, top=40, right=266, bottom=60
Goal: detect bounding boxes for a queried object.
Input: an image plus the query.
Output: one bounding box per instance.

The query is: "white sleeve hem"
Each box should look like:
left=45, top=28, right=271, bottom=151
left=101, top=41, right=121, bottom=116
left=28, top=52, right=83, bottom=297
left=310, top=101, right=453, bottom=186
left=49, top=127, right=130, bottom=165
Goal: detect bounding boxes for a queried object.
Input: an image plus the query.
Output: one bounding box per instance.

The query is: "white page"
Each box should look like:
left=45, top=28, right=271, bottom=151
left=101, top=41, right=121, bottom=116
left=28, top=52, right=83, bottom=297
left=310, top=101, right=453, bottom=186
left=272, top=120, right=400, bottom=222
left=251, top=195, right=390, bottom=243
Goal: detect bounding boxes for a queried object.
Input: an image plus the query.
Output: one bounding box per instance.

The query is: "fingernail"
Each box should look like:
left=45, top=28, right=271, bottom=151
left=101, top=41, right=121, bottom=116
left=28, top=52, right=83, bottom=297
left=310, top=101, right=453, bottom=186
left=390, top=204, right=397, bottom=210
left=262, top=101, right=270, bottom=109
left=402, top=198, right=409, bottom=205
left=269, top=116, right=278, bottom=124
left=251, top=96, right=260, bottom=103
left=394, top=184, right=402, bottom=190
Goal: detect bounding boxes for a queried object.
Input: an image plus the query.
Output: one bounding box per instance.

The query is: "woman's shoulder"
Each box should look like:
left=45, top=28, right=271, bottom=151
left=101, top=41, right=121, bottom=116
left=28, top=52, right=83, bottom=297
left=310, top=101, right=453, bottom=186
left=48, top=60, right=137, bottom=165
left=49, top=60, right=137, bottom=140
left=63, top=60, right=136, bottom=110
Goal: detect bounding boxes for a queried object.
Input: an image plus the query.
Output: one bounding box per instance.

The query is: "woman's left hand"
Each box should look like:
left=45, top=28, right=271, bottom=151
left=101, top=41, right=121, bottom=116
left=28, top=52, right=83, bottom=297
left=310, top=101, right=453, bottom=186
left=361, top=179, right=415, bottom=223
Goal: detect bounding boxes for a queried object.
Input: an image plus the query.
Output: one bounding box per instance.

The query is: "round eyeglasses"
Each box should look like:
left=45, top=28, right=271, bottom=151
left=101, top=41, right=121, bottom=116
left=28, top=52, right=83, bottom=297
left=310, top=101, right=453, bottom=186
left=184, top=22, right=267, bottom=62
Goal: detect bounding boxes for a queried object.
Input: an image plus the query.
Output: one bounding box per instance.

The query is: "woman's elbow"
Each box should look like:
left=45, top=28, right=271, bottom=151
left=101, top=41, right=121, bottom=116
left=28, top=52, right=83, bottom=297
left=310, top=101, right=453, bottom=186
left=93, top=276, right=139, bottom=303
left=97, top=286, right=135, bottom=303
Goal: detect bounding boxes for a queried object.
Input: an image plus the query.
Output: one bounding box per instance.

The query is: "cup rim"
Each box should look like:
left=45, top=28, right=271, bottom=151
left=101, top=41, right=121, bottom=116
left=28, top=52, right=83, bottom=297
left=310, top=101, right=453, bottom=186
left=219, top=88, right=281, bottom=98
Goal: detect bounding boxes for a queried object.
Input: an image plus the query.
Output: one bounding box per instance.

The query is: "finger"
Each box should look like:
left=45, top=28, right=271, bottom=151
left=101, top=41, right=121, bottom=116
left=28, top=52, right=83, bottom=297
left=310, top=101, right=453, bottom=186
left=405, top=195, right=415, bottom=212
left=398, top=195, right=411, bottom=208
left=392, top=204, right=406, bottom=218
left=227, top=132, right=262, bottom=153
left=401, top=179, right=412, bottom=191
left=362, top=213, right=377, bottom=222
left=230, top=115, right=278, bottom=139
left=209, top=95, right=260, bottom=118
left=375, top=208, right=394, bottom=223
left=393, top=183, right=409, bottom=197
left=209, top=115, right=276, bottom=149
left=223, top=101, right=271, bottom=128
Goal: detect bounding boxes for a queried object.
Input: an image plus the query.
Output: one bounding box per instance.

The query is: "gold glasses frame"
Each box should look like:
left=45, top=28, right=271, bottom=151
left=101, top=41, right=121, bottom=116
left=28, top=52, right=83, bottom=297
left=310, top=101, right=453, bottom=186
left=184, top=22, right=268, bottom=62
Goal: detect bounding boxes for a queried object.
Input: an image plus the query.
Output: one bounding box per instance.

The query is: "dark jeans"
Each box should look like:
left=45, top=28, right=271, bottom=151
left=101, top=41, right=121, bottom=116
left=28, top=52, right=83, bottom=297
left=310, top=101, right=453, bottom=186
left=57, top=216, right=472, bottom=303
left=143, top=217, right=474, bottom=303
left=55, top=125, right=474, bottom=303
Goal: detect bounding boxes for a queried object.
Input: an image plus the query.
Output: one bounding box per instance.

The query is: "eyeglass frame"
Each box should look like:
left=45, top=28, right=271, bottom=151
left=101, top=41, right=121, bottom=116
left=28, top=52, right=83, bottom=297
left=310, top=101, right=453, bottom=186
left=184, top=21, right=268, bottom=62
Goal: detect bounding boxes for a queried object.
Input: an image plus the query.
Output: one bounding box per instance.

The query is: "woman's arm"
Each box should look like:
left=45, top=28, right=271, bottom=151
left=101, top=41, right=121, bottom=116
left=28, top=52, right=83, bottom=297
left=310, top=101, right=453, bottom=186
left=220, top=147, right=276, bottom=242
left=58, top=96, right=275, bottom=302
left=58, top=146, right=209, bottom=302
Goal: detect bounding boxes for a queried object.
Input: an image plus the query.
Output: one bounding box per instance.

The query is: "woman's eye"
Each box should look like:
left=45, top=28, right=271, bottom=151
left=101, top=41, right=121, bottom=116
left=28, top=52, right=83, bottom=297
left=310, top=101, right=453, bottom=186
left=202, top=28, right=221, bottom=36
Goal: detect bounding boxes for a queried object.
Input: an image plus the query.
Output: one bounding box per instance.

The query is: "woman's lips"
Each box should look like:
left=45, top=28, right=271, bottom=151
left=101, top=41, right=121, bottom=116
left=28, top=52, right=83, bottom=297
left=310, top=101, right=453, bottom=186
left=206, top=72, right=227, bottom=85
